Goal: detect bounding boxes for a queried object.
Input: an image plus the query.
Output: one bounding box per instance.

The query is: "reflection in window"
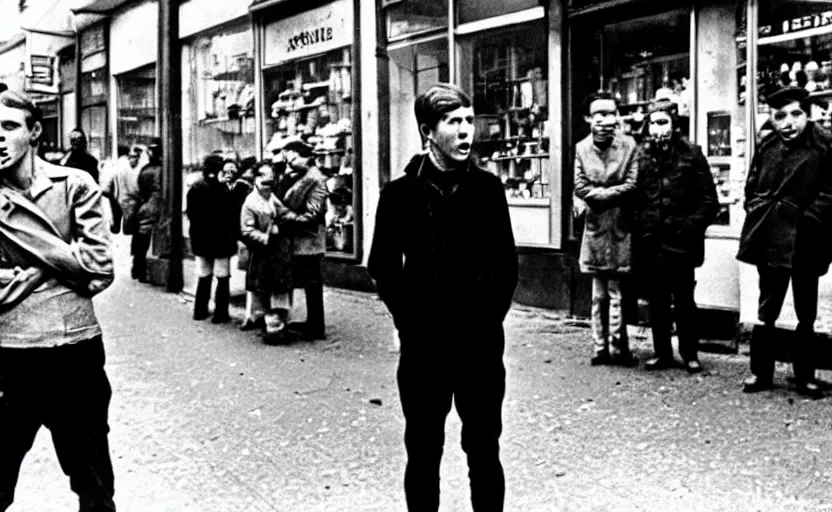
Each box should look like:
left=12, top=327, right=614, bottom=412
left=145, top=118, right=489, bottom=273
left=263, top=49, right=356, bottom=255
left=81, top=105, right=108, bottom=162
left=388, top=38, right=449, bottom=179
left=459, top=22, right=550, bottom=201
left=385, top=0, right=447, bottom=40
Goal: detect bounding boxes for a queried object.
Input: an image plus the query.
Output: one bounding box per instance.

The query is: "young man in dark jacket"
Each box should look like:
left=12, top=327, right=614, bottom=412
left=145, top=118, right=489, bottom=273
left=633, top=99, right=719, bottom=374
left=368, top=83, right=518, bottom=512
left=738, top=86, right=832, bottom=399
left=60, top=128, right=100, bottom=183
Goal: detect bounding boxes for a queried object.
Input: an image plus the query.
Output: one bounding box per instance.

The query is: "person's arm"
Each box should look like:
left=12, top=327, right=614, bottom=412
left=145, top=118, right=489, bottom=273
left=490, top=178, right=518, bottom=321
left=282, top=176, right=328, bottom=223
left=368, top=184, right=407, bottom=328
left=0, top=266, right=48, bottom=311
left=683, top=146, right=719, bottom=235
left=803, top=148, right=832, bottom=226
left=744, top=150, right=762, bottom=211
left=68, top=171, right=114, bottom=296
left=240, top=201, right=270, bottom=247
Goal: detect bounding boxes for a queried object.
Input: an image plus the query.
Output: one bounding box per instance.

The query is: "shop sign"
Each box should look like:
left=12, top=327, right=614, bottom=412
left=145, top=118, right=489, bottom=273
left=764, top=10, right=832, bottom=38
left=29, top=56, right=54, bottom=86
left=263, top=0, right=353, bottom=66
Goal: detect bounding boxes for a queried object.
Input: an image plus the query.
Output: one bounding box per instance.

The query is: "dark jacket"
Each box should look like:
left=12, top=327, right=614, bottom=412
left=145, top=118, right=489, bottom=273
left=186, top=176, right=238, bottom=259
left=61, top=150, right=99, bottom=183
left=368, top=154, right=518, bottom=334
left=633, top=135, right=719, bottom=270
left=737, top=122, right=832, bottom=275
left=281, top=163, right=328, bottom=256
left=136, top=163, right=162, bottom=236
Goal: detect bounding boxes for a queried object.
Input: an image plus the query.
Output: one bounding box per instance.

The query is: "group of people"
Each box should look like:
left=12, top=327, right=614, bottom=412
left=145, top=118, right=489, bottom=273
left=185, top=136, right=328, bottom=344
left=575, top=85, right=832, bottom=401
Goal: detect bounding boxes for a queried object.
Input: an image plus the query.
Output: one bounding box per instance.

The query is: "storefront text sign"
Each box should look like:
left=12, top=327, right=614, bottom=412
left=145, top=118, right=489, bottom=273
left=263, top=0, right=353, bottom=67
left=29, top=55, right=54, bottom=87
left=765, top=10, right=832, bottom=37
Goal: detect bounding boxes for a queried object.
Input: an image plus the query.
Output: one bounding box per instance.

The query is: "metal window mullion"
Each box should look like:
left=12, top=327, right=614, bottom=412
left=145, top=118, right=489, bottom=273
left=449, top=0, right=456, bottom=82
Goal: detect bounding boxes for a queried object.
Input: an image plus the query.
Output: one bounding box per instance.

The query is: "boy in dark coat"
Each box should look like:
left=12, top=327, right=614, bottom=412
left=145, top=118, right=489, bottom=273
left=368, top=83, right=518, bottom=511
left=633, top=99, right=719, bottom=374
left=738, top=86, right=832, bottom=399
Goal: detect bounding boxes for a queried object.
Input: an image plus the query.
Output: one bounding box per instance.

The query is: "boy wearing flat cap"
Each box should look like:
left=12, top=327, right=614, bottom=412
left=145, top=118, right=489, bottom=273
left=738, top=85, right=832, bottom=399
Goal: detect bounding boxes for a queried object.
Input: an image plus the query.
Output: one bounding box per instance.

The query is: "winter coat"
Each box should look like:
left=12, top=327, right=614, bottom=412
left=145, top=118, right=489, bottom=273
left=240, top=191, right=292, bottom=295
left=230, top=178, right=253, bottom=240
left=737, top=122, right=832, bottom=275
left=136, top=163, right=162, bottom=236
left=60, top=150, right=99, bottom=183
left=186, top=176, right=237, bottom=259
left=0, top=158, right=113, bottom=348
left=573, top=133, right=639, bottom=275
left=633, top=135, right=719, bottom=270
left=281, top=164, right=328, bottom=256
left=101, top=158, right=141, bottom=234
left=368, top=154, right=518, bottom=334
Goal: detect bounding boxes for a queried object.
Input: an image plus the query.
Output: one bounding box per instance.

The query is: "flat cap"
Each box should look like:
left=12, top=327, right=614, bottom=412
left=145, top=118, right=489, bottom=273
left=765, top=86, right=809, bottom=109
left=271, top=134, right=314, bottom=154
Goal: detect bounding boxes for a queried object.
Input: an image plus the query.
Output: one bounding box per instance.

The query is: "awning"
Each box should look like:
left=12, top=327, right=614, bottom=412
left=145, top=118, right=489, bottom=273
left=249, top=0, right=290, bottom=13
left=70, top=0, right=132, bottom=15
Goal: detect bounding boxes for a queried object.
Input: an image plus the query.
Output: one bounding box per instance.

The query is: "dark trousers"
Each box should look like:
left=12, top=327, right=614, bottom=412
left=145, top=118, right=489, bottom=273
left=645, top=262, right=700, bottom=362
left=293, top=254, right=325, bottom=334
left=0, top=337, right=116, bottom=512
left=751, top=266, right=819, bottom=382
left=397, top=325, right=506, bottom=512
left=131, top=233, right=151, bottom=280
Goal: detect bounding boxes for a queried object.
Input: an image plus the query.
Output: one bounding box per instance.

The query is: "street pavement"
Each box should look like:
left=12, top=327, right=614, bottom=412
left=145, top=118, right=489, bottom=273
left=7, top=236, right=832, bottom=512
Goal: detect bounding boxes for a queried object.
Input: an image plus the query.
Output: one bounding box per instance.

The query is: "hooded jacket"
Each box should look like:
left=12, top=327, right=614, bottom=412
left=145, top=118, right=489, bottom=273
left=368, top=154, right=518, bottom=334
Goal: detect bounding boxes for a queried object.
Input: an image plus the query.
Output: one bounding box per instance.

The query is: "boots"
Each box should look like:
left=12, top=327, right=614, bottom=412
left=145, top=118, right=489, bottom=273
left=193, top=276, right=212, bottom=320
left=211, top=277, right=230, bottom=324
left=304, top=283, right=326, bottom=340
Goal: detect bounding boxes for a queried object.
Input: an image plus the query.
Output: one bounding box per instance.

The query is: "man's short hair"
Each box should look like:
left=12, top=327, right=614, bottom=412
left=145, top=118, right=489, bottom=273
left=202, top=153, right=224, bottom=176
left=0, top=90, right=42, bottom=129
left=583, top=90, right=618, bottom=116
left=414, top=83, right=472, bottom=132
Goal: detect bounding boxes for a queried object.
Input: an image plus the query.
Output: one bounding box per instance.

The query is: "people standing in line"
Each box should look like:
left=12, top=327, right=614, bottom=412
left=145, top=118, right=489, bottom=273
left=633, top=99, right=719, bottom=374
left=276, top=135, right=329, bottom=341
left=574, top=91, right=640, bottom=367
left=101, top=144, right=146, bottom=236
left=239, top=162, right=294, bottom=342
left=368, top=83, right=518, bottom=512
left=0, top=90, right=117, bottom=512
left=60, top=128, right=100, bottom=183
left=133, top=138, right=163, bottom=283
left=737, top=86, right=832, bottom=399
left=186, top=154, right=238, bottom=324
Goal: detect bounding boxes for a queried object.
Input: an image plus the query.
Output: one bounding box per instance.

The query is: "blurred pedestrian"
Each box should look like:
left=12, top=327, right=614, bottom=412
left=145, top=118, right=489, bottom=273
left=738, top=86, right=832, bottom=399
left=60, top=128, right=99, bottom=183
left=368, top=83, right=518, bottom=511
left=239, top=162, right=293, bottom=342
left=186, top=154, right=238, bottom=323
left=133, top=138, right=163, bottom=282
left=633, top=99, right=719, bottom=374
left=574, top=91, right=639, bottom=367
left=101, top=144, right=146, bottom=236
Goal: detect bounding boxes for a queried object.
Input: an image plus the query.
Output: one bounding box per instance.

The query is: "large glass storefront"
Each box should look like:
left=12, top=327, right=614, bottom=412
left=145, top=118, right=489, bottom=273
left=385, top=0, right=555, bottom=246
left=79, top=24, right=109, bottom=161
left=116, top=64, right=157, bottom=150
left=261, top=0, right=358, bottom=257
left=182, top=23, right=255, bottom=167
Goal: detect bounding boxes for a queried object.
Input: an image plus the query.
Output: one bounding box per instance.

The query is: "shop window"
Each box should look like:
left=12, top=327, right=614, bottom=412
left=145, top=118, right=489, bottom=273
left=388, top=38, right=449, bottom=179
left=263, top=48, right=356, bottom=256
left=458, top=22, right=550, bottom=202
left=80, top=68, right=108, bottom=107
left=182, top=26, right=255, bottom=167
left=81, top=105, right=108, bottom=162
left=117, top=65, right=157, bottom=150
left=456, top=0, right=540, bottom=25
left=384, top=0, right=447, bottom=40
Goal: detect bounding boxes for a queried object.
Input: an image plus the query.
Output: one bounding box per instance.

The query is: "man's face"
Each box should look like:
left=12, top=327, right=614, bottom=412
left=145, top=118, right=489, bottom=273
left=770, top=100, right=808, bottom=142
left=648, top=111, right=674, bottom=140
left=423, top=106, right=475, bottom=163
left=0, top=104, right=39, bottom=171
left=585, top=99, right=618, bottom=144
left=283, top=148, right=304, bottom=168
left=128, top=152, right=140, bottom=168
left=68, top=131, right=86, bottom=152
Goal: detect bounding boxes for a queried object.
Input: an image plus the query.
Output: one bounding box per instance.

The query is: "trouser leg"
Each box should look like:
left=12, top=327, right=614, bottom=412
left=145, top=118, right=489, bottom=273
left=302, top=255, right=325, bottom=337
left=751, top=266, right=790, bottom=379
left=131, top=233, right=151, bottom=281
left=646, top=266, right=674, bottom=360
left=791, top=271, right=819, bottom=383
left=454, top=328, right=506, bottom=512
left=211, top=276, right=231, bottom=323
left=591, top=276, right=610, bottom=355
left=607, top=279, right=628, bottom=355
left=670, top=265, right=699, bottom=362
left=397, top=336, right=454, bottom=512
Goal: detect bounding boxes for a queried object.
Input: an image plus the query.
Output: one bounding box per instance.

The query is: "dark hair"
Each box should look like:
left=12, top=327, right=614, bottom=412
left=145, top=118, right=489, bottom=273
left=251, top=160, right=275, bottom=179
left=0, top=90, right=42, bottom=129
left=414, top=83, right=472, bottom=132
left=117, top=144, right=130, bottom=157
left=202, top=153, right=224, bottom=176
left=583, top=90, right=618, bottom=116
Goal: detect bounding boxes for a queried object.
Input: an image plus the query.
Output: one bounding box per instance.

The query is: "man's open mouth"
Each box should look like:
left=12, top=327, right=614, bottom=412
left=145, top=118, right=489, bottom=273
left=458, top=143, right=471, bottom=152
left=0, top=148, right=8, bottom=158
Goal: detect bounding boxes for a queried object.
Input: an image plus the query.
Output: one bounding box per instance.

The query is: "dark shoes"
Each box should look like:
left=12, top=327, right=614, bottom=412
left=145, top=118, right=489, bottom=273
left=645, top=357, right=680, bottom=371
left=287, top=322, right=326, bottom=341
left=590, top=351, right=612, bottom=366
left=591, top=351, right=638, bottom=367
left=684, top=359, right=704, bottom=375
left=742, top=375, right=773, bottom=393
left=795, top=380, right=825, bottom=400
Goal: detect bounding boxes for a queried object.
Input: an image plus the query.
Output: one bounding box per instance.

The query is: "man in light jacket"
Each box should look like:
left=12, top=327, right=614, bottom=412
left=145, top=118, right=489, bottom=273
left=0, top=90, right=116, bottom=511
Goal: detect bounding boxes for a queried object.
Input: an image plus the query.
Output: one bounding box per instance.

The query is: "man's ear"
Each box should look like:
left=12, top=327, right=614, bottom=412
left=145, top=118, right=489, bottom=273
left=419, top=123, right=432, bottom=141
left=584, top=115, right=593, bottom=125
left=30, top=121, right=43, bottom=147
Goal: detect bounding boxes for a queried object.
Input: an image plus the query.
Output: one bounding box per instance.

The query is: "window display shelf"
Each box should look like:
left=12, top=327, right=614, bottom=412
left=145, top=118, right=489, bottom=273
left=507, top=197, right=549, bottom=207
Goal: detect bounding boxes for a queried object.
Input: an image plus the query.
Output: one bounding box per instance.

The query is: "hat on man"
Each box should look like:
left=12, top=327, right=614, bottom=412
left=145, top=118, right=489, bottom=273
left=272, top=134, right=314, bottom=155
left=765, top=85, right=810, bottom=109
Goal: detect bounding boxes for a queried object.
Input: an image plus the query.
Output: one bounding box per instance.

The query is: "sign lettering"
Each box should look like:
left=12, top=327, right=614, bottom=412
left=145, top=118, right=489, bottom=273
left=780, top=10, right=832, bottom=34
left=286, top=27, right=334, bottom=53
